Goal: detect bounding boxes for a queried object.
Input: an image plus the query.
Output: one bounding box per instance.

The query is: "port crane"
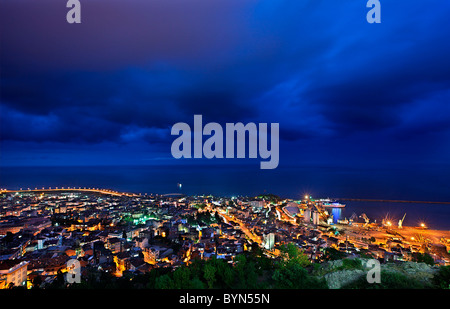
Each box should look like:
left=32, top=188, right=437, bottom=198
left=349, top=212, right=358, bottom=224
left=360, top=213, right=370, bottom=227
left=398, top=213, right=406, bottom=229
left=313, top=202, right=327, bottom=218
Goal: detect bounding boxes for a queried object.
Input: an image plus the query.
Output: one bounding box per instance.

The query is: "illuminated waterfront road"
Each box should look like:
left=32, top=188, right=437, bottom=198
left=278, top=206, right=296, bottom=222
left=0, top=188, right=138, bottom=197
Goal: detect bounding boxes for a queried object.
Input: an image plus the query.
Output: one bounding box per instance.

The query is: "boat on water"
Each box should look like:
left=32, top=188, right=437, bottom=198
left=318, top=198, right=346, bottom=208
left=323, top=202, right=345, bottom=208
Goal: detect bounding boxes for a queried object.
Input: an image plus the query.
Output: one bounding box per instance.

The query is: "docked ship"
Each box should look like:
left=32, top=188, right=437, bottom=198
left=318, top=198, right=346, bottom=208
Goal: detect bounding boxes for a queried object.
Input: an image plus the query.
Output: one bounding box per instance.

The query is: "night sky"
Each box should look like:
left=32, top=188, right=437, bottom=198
left=1, top=0, right=450, bottom=171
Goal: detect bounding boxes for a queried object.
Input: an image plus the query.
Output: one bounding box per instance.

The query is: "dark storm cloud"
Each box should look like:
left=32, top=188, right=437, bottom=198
left=0, top=0, right=255, bottom=70
left=1, top=0, right=450, bottom=165
left=0, top=104, right=123, bottom=143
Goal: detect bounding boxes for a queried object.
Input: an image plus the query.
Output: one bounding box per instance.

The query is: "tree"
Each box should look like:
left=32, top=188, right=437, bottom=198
left=203, top=263, right=216, bottom=289
left=5, top=231, right=14, bottom=240
left=173, top=266, right=191, bottom=289
left=48, top=269, right=66, bottom=289
left=155, top=274, right=174, bottom=289
left=189, top=276, right=206, bottom=289
left=279, top=243, right=310, bottom=267
left=146, top=268, right=171, bottom=289
left=411, top=252, right=435, bottom=265
left=32, top=275, right=43, bottom=289
left=234, top=254, right=247, bottom=287
left=245, top=260, right=258, bottom=289
left=321, top=247, right=346, bottom=261
left=272, top=262, right=326, bottom=289
left=272, top=243, right=326, bottom=289
left=222, top=266, right=235, bottom=288
left=433, top=265, right=450, bottom=289
left=214, top=212, right=222, bottom=223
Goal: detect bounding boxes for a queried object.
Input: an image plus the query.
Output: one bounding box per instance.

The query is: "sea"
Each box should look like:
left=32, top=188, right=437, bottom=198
left=1, top=164, right=449, bottom=230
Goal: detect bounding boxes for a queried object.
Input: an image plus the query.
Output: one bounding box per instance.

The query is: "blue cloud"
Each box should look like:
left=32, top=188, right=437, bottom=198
left=1, top=0, right=450, bottom=167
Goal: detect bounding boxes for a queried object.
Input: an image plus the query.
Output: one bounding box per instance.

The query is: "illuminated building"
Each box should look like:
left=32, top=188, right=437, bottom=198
left=263, top=233, right=275, bottom=250
left=0, top=260, right=29, bottom=289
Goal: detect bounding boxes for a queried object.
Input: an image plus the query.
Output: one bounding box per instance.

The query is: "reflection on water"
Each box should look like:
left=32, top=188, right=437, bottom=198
left=332, top=207, right=342, bottom=223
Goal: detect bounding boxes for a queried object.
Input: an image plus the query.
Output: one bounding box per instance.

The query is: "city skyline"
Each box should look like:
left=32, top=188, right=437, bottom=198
left=1, top=188, right=449, bottom=291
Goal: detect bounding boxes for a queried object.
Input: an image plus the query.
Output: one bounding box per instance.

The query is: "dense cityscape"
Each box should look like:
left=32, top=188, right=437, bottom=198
left=1, top=187, right=449, bottom=289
